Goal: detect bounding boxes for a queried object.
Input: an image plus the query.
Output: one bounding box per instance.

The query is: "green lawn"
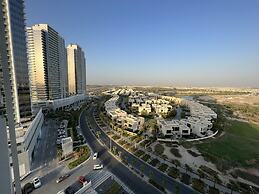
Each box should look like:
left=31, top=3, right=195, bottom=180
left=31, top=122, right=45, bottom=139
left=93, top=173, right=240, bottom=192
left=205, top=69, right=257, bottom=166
left=68, top=146, right=91, bottom=169
left=197, top=120, right=259, bottom=168
left=104, top=181, right=122, bottom=194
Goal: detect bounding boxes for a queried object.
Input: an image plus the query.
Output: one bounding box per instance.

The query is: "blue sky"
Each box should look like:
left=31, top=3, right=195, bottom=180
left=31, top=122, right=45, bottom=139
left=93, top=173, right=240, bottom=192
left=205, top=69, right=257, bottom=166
left=25, top=0, right=259, bottom=87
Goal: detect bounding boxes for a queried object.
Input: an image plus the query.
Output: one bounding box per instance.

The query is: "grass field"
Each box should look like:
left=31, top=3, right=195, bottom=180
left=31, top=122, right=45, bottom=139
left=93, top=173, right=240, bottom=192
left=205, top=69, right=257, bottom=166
left=197, top=120, right=259, bottom=168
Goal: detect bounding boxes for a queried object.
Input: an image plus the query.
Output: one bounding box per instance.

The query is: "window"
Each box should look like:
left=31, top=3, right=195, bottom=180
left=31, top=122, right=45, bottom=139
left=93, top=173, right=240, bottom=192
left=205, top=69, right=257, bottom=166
left=166, top=130, right=172, bottom=134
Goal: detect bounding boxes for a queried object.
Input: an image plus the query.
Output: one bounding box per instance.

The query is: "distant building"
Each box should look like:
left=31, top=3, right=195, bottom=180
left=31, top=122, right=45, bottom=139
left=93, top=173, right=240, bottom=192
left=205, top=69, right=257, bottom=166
left=27, top=24, right=68, bottom=114
left=67, top=44, right=86, bottom=95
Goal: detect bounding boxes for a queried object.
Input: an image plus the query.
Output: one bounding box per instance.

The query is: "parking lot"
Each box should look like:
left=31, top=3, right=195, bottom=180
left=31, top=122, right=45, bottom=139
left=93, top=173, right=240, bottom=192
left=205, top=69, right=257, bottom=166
left=56, top=120, right=68, bottom=145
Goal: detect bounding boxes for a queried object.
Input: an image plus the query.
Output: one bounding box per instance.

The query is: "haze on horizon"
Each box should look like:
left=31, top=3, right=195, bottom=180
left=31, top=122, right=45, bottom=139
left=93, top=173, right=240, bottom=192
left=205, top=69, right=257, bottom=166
left=26, top=0, right=259, bottom=88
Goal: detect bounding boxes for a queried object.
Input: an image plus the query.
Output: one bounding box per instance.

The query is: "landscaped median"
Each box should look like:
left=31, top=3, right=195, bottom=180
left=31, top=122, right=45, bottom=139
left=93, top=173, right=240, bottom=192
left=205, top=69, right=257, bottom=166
left=68, top=145, right=91, bottom=169
left=148, top=178, right=166, bottom=193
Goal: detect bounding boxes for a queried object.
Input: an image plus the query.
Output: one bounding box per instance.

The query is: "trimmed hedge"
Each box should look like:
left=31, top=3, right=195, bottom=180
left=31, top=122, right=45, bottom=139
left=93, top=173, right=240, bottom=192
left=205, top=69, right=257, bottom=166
left=168, top=167, right=179, bottom=179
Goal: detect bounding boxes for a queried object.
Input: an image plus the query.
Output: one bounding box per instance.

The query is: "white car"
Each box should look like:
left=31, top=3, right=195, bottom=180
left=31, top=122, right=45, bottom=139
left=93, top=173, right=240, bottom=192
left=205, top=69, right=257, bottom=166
left=57, top=191, right=65, bottom=194
left=93, top=164, right=103, bottom=170
left=93, top=152, right=98, bottom=160
left=33, top=177, right=41, bottom=189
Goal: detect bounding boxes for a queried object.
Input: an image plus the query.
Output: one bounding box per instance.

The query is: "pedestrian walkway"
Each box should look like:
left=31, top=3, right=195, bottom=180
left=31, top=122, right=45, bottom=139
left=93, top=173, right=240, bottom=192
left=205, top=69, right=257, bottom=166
left=84, top=170, right=135, bottom=194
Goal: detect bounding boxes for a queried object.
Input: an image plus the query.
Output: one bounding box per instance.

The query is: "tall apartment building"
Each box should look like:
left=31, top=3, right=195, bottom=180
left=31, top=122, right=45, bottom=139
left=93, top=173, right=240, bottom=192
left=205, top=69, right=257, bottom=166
left=67, top=44, right=86, bottom=95
left=0, top=0, right=30, bottom=193
left=27, top=24, right=68, bottom=112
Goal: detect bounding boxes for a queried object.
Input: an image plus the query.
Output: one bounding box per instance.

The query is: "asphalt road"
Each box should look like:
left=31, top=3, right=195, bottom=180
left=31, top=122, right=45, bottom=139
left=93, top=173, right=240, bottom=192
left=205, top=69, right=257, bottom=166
left=80, top=107, right=161, bottom=194
left=28, top=157, right=97, bottom=194
left=83, top=105, right=196, bottom=194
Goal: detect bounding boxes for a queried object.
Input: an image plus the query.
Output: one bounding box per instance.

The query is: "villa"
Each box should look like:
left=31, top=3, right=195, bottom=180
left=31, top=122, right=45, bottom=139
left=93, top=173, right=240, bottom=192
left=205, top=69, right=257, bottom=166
left=104, top=89, right=217, bottom=139
left=158, top=119, right=191, bottom=138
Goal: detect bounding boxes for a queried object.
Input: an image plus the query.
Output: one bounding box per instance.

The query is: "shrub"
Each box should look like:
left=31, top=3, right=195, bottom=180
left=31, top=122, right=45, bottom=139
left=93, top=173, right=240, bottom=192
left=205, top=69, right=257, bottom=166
left=118, top=139, right=127, bottom=145
left=170, top=148, right=182, bottom=158
left=68, top=146, right=90, bottom=169
left=142, top=154, right=151, bottom=162
left=161, top=154, right=168, bottom=160
left=149, top=158, right=160, bottom=167
left=234, top=169, right=259, bottom=186
left=200, top=165, right=218, bottom=177
left=154, top=143, right=165, bottom=155
left=181, top=173, right=190, bottom=185
left=105, top=181, right=121, bottom=194
left=158, top=163, right=169, bottom=172
left=171, top=159, right=181, bottom=167
left=208, top=187, right=219, bottom=194
left=187, top=149, right=200, bottom=157
left=134, top=150, right=145, bottom=157
left=185, top=164, right=193, bottom=172
left=168, top=167, right=179, bottom=179
left=149, top=179, right=165, bottom=192
left=192, top=178, right=205, bottom=193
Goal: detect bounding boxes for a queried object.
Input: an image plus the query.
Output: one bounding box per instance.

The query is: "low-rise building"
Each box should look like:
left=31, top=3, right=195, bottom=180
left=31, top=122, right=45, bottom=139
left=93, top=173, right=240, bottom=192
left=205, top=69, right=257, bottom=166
left=61, top=137, right=73, bottom=156
left=158, top=120, right=190, bottom=138
left=32, top=94, right=87, bottom=114
left=105, top=95, right=144, bottom=132
left=9, top=109, right=44, bottom=177
left=122, top=115, right=144, bottom=132
left=138, top=104, right=152, bottom=115
left=153, top=104, right=172, bottom=115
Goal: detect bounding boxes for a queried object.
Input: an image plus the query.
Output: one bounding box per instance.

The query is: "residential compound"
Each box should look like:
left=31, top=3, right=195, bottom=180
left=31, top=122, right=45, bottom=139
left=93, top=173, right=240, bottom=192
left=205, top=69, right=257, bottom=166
left=130, top=97, right=173, bottom=116
left=0, top=1, right=87, bottom=193
left=105, top=96, right=144, bottom=132
left=104, top=89, right=217, bottom=140
left=158, top=100, right=217, bottom=139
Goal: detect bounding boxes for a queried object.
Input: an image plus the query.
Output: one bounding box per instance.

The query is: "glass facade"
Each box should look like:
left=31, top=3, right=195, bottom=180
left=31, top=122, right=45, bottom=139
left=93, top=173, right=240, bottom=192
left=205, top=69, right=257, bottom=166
left=9, top=0, right=31, bottom=119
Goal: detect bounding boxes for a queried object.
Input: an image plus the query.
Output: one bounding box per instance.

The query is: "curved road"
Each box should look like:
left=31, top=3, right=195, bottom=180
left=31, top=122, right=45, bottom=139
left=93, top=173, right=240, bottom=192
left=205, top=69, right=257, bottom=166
left=80, top=107, right=161, bottom=194
left=80, top=105, right=196, bottom=194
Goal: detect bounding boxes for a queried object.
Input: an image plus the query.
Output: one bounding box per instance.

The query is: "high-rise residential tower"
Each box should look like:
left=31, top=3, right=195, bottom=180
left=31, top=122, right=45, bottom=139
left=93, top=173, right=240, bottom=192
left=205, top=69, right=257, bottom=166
left=0, top=0, right=30, bottom=193
left=0, top=0, right=31, bottom=123
left=67, top=44, right=87, bottom=95
left=27, top=24, right=68, bottom=111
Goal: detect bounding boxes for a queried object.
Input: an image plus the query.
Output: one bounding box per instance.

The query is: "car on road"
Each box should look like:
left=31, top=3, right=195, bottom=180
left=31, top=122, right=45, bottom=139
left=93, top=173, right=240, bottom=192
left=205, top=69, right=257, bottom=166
left=22, top=182, right=34, bottom=194
left=57, top=190, right=65, bottom=194
left=64, top=186, right=75, bottom=194
left=33, top=177, right=41, bottom=189
left=93, top=164, right=103, bottom=170
left=56, top=173, right=70, bottom=183
left=93, top=152, right=98, bottom=160
left=78, top=176, right=87, bottom=185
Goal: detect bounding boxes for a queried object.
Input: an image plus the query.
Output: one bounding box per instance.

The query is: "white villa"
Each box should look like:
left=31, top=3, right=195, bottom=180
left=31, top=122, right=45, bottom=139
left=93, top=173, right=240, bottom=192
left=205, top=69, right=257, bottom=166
left=158, top=98, right=217, bottom=138
left=105, top=95, right=144, bottom=132
left=138, top=104, right=152, bottom=115
left=152, top=104, right=172, bottom=115
left=158, top=120, right=191, bottom=138
left=104, top=89, right=217, bottom=139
